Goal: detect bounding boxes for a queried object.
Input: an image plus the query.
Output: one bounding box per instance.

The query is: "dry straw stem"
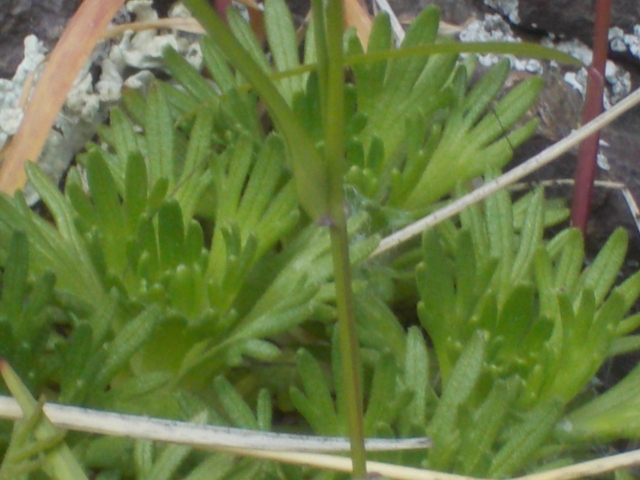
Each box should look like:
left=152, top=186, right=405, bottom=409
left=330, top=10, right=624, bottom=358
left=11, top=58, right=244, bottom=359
left=2, top=392, right=640, bottom=480
left=0, top=0, right=126, bottom=195
left=373, top=0, right=406, bottom=42
left=344, top=0, right=374, bottom=49
left=371, top=85, right=640, bottom=258
left=223, top=448, right=640, bottom=480
left=0, top=395, right=430, bottom=453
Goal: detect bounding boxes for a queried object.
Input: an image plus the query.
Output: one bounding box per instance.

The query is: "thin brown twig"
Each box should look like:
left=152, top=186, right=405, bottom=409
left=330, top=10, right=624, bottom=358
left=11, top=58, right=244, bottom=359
left=570, top=0, right=612, bottom=233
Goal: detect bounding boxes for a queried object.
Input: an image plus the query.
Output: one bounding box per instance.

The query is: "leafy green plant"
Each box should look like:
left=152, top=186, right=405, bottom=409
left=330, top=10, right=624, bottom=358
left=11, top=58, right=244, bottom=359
left=345, top=21, right=541, bottom=214
left=0, top=0, right=540, bottom=399
left=1, top=0, right=638, bottom=479
left=1, top=360, right=87, bottom=480
left=415, top=184, right=640, bottom=476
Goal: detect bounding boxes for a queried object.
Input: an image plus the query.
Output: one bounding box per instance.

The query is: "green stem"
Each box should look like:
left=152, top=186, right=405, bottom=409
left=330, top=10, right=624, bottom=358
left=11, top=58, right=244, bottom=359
left=185, top=0, right=365, bottom=474
left=182, top=0, right=329, bottom=220
left=328, top=215, right=368, bottom=479
left=321, top=0, right=367, bottom=477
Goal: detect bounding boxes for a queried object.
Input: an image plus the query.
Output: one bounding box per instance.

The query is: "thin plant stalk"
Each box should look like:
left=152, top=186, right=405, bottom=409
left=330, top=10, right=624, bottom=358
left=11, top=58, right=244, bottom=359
left=318, top=0, right=367, bottom=476
left=212, top=0, right=232, bottom=20
left=570, top=0, right=611, bottom=233
left=0, top=395, right=430, bottom=453
left=182, top=0, right=330, bottom=220
left=183, top=0, right=365, bottom=474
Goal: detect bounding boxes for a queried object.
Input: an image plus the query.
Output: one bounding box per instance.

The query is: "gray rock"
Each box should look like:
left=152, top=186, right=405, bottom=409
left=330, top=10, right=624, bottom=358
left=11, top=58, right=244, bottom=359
left=516, top=0, right=640, bottom=40
left=390, top=0, right=479, bottom=24
left=487, top=0, right=640, bottom=66
left=0, top=0, right=82, bottom=79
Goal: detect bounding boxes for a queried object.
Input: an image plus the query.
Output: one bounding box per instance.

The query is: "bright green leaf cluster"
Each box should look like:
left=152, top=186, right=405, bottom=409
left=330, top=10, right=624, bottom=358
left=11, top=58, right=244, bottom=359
left=2, top=1, right=637, bottom=479
left=343, top=9, right=542, bottom=217
left=414, top=184, right=640, bottom=475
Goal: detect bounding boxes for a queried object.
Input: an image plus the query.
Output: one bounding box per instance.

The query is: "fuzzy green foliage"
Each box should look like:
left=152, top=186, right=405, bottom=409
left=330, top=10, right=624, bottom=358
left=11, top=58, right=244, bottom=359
left=156, top=3, right=542, bottom=223
left=415, top=185, right=640, bottom=476
left=0, top=0, right=636, bottom=479
left=0, top=232, right=63, bottom=394
left=0, top=0, right=540, bottom=404
left=344, top=14, right=541, bottom=214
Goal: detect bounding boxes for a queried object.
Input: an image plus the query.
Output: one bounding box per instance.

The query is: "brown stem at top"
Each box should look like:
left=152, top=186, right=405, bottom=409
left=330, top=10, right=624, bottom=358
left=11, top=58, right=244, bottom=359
left=212, top=0, right=232, bottom=20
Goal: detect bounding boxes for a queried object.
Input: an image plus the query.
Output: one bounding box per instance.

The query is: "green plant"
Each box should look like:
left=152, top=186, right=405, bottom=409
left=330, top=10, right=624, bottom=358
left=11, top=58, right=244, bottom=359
left=414, top=184, right=640, bottom=476
left=1, top=0, right=638, bottom=479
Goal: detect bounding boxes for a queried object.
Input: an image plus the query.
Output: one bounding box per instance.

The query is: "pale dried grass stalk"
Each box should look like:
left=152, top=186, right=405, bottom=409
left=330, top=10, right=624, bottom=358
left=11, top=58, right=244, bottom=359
left=1, top=393, right=640, bottom=480
left=0, top=395, right=430, bottom=453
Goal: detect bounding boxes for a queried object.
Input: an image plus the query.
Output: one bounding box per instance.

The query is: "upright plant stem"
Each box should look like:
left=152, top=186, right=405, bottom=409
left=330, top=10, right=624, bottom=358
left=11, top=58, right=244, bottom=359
left=320, top=0, right=367, bottom=477
left=328, top=197, right=368, bottom=480
left=570, top=0, right=611, bottom=234
left=183, top=0, right=329, bottom=220
left=212, top=0, right=232, bottom=20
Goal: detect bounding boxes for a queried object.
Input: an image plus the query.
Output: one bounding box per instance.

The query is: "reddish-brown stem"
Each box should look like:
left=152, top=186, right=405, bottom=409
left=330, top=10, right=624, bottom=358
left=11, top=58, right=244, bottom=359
left=570, top=0, right=612, bottom=234
left=212, top=0, right=232, bottom=20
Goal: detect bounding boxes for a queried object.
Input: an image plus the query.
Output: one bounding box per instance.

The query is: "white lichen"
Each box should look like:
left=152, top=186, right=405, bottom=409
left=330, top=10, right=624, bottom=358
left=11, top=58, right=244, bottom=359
left=0, top=108, right=23, bottom=136
left=12, top=35, right=47, bottom=86
left=127, top=0, right=158, bottom=21
left=608, top=27, right=627, bottom=52
left=65, top=72, right=101, bottom=122
left=0, top=35, right=47, bottom=150
left=596, top=152, right=610, bottom=171
left=606, top=64, right=631, bottom=104
left=459, top=14, right=543, bottom=73
left=96, top=58, right=124, bottom=103
left=546, top=38, right=593, bottom=65
left=539, top=35, right=631, bottom=106
left=562, top=62, right=630, bottom=108
left=563, top=71, right=585, bottom=95
left=624, top=31, right=640, bottom=59
left=484, top=0, right=521, bottom=24
left=607, top=25, right=640, bottom=60
left=184, top=42, right=203, bottom=70
left=169, top=2, right=193, bottom=19
left=124, top=70, right=155, bottom=90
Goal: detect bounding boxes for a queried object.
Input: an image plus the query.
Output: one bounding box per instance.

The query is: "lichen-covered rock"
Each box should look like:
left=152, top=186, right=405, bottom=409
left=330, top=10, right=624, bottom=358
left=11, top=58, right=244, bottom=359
left=0, top=0, right=203, bottom=204
left=0, top=0, right=83, bottom=79
left=488, top=0, right=640, bottom=65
